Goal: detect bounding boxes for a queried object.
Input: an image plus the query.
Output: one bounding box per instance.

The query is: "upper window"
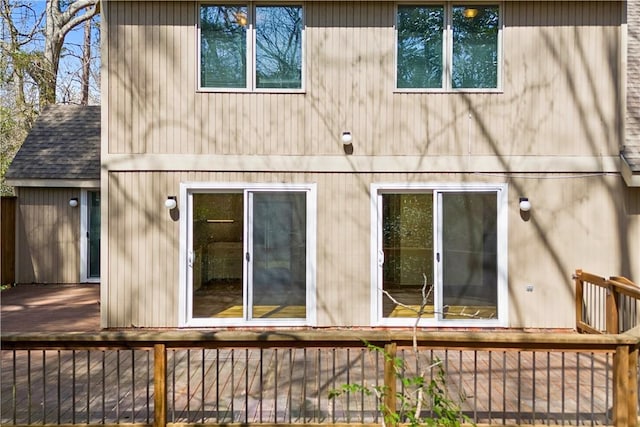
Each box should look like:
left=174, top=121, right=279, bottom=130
left=396, top=4, right=501, bottom=90
left=199, top=4, right=303, bottom=91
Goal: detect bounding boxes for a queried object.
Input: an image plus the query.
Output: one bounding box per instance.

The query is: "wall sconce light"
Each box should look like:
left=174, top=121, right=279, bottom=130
left=341, top=131, right=353, bottom=145
left=463, top=8, right=479, bottom=18
left=519, top=197, right=531, bottom=212
left=69, top=197, right=79, bottom=208
left=165, top=196, right=177, bottom=210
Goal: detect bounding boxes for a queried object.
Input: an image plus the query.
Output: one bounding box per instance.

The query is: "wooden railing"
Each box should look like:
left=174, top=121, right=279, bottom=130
left=2, top=329, right=639, bottom=427
left=575, top=269, right=640, bottom=335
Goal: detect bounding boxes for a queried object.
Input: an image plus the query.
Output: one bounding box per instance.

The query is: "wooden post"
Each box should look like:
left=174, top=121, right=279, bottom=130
left=628, top=346, right=638, bottom=427
left=384, top=342, right=397, bottom=426
left=575, top=269, right=584, bottom=332
left=154, top=344, right=167, bottom=427
left=606, top=283, right=620, bottom=334
left=613, top=345, right=630, bottom=427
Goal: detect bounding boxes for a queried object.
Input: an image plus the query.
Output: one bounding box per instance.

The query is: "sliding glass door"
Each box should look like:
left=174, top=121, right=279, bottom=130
left=373, top=184, right=507, bottom=326
left=184, top=184, right=315, bottom=326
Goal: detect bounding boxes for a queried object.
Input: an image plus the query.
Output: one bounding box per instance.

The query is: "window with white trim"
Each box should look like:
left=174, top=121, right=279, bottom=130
left=396, top=3, right=501, bottom=90
left=199, top=4, right=303, bottom=91
left=371, top=184, right=508, bottom=327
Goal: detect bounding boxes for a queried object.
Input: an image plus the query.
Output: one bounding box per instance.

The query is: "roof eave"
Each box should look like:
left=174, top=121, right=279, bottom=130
left=5, top=178, right=100, bottom=188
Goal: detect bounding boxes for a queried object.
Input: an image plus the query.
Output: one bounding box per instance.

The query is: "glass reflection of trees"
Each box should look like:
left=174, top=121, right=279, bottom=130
left=256, top=6, right=302, bottom=89
left=397, top=6, right=444, bottom=89
left=452, top=5, right=499, bottom=89
left=200, top=5, right=247, bottom=88
left=200, top=5, right=302, bottom=89
left=397, top=4, right=499, bottom=89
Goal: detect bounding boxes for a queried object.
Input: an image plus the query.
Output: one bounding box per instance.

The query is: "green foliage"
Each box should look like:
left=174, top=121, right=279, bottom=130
left=0, top=105, right=32, bottom=196
left=329, top=342, right=472, bottom=427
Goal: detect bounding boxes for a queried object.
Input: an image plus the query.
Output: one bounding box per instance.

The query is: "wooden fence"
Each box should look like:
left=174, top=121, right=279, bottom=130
left=0, top=195, right=16, bottom=285
left=2, top=329, right=639, bottom=427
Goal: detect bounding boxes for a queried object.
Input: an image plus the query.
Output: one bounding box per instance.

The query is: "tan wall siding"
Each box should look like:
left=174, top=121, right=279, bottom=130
left=104, top=1, right=622, bottom=159
left=105, top=171, right=638, bottom=328
left=15, top=188, right=80, bottom=284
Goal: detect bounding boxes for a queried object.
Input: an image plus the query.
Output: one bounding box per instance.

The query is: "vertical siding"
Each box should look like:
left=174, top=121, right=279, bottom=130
left=106, top=173, right=181, bottom=327
left=14, top=188, right=80, bottom=284
left=106, top=172, right=639, bottom=328
left=105, top=1, right=622, bottom=158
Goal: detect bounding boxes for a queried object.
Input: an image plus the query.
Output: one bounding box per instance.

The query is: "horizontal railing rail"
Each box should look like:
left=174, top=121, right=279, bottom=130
left=2, top=330, right=639, bottom=427
left=575, top=269, right=640, bottom=335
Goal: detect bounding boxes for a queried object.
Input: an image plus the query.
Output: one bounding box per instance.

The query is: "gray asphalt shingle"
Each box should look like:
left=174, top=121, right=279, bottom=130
left=6, top=105, right=100, bottom=181
left=622, top=144, right=640, bottom=173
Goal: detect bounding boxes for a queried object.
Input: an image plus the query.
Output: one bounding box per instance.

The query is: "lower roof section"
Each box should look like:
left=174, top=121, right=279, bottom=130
left=621, top=146, right=640, bottom=187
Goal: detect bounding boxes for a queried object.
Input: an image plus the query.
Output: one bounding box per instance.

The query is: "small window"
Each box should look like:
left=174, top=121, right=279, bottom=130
left=396, top=3, right=501, bottom=91
left=199, top=4, right=303, bottom=91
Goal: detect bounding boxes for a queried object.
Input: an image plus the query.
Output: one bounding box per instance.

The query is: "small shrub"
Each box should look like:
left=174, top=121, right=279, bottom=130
left=329, top=342, right=472, bottom=427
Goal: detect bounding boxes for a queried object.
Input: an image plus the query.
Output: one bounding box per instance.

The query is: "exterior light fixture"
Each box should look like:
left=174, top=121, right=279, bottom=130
left=69, top=197, right=79, bottom=208
left=463, top=8, right=479, bottom=18
left=519, top=197, right=531, bottom=212
left=165, top=196, right=177, bottom=210
left=341, top=131, right=353, bottom=145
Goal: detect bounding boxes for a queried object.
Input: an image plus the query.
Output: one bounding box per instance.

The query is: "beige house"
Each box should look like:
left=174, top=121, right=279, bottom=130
left=100, top=1, right=640, bottom=329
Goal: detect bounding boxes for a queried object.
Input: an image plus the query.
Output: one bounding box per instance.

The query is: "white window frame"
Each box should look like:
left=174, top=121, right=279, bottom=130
left=80, top=188, right=100, bottom=283
left=370, top=182, right=508, bottom=327
left=394, top=2, right=503, bottom=93
left=197, top=2, right=305, bottom=93
left=179, top=182, right=317, bottom=327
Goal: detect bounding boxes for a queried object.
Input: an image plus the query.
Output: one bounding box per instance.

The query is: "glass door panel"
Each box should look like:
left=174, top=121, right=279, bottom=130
left=381, top=193, right=434, bottom=318
left=191, top=193, right=244, bottom=318
left=87, top=191, right=100, bottom=278
left=441, top=192, right=498, bottom=319
left=250, top=192, right=306, bottom=319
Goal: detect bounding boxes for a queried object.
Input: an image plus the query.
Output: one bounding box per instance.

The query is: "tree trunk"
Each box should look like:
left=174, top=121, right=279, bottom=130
left=81, top=18, right=92, bottom=105
left=41, top=0, right=99, bottom=107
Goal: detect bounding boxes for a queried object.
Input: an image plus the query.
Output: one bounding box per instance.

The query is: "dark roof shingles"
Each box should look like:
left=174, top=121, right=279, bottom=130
left=622, top=145, right=640, bottom=173
left=6, top=104, right=100, bottom=181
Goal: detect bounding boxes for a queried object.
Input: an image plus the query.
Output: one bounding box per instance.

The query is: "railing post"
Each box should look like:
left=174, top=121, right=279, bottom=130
left=628, top=345, right=639, bottom=427
left=154, top=344, right=167, bottom=427
left=575, top=269, right=584, bottom=332
left=606, top=283, right=620, bottom=334
left=613, top=344, right=636, bottom=427
left=384, top=342, right=397, bottom=426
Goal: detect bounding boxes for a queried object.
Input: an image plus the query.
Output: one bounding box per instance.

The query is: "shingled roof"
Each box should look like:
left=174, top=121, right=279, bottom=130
left=6, top=104, right=100, bottom=183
